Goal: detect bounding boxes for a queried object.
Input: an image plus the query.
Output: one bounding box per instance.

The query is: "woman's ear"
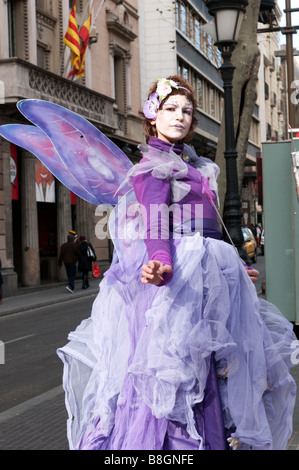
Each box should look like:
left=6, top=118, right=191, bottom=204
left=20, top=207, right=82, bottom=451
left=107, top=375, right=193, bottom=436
left=150, top=119, right=156, bottom=126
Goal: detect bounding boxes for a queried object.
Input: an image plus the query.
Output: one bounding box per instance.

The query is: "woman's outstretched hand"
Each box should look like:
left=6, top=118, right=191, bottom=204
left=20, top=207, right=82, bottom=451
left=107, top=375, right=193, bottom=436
left=141, top=260, right=172, bottom=286
left=245, top=266, right=259, bottom=284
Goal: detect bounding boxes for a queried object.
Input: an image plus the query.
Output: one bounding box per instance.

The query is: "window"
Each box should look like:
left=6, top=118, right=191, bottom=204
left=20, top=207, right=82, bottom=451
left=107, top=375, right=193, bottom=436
left=280, top=120, right=284, bottom=139
left=203, top=33, right=209, bottom=56
left=267, top=123, right=271, bottom=140
left=210, top=87, right=215, bottom=117
left=123, top=11, right=129, bottom=26
left=114, top=56, right=125, bottom=112
left=189, top=15, right=195, bottom=43
left=178, top=61, right=189, bottom=82
left=249, top=119, right=259, bottom=145
left=197, top=77, right=203, bottom=109
left=180, top=3, right=187, bottom=35
left=175, top=0, right=218, bottom=64
left=195, top=18, right=201, bottom=49
left=176, top=1, right=187, bottom=35
left=207, top=36, right=213, bottom=61
left=7, top=0, right=17, bottom=57
left=36, top=0, right=53, bottom=14
left=178, top=60, right=222, bottom=119
left=37, top=45, right=45, bottom=68
left=182, top=65, right=189, bottom=82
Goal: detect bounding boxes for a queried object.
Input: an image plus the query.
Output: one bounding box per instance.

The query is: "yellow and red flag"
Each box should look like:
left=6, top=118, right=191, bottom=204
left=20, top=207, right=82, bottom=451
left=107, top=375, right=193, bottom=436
left=77, top=7, right=93, bottom=79
left=63, top=0, right=81, bottom=78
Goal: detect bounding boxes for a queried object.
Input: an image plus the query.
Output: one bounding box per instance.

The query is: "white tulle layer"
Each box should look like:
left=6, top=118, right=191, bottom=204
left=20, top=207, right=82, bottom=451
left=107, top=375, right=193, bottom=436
left=58, top=233, right=297, bottom=450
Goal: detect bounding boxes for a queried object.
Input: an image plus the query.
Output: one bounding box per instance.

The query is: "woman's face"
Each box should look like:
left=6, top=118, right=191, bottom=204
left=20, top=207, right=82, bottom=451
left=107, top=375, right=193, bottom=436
left=151, top=94, right=193, bottom=144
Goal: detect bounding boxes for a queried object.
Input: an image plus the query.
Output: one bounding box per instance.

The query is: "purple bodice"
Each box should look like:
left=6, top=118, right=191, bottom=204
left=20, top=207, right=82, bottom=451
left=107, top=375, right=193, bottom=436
left=132, top=137, right=222, bottom=284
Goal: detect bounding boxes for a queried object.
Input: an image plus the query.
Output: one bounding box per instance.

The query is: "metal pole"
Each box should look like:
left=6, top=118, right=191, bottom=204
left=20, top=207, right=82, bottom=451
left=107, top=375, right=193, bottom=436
left=218, top=44, right=244, bottom=253
left=284, top=0, right=296, bottom=127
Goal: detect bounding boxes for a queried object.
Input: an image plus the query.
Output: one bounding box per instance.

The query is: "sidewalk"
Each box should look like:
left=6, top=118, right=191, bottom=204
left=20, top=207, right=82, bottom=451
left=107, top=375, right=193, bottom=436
left=0, top=277, right=101, bottom=317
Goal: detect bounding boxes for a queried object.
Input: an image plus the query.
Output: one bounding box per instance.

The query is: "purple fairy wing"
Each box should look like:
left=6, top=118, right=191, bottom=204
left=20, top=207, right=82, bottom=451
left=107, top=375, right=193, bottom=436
left=0, top=124, right=99, bottom=204
left=17, top=99, right=133, bottom=205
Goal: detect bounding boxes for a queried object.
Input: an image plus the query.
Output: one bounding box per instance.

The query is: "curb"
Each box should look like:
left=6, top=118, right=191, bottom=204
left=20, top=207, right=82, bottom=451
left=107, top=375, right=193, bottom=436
left=0, top=283, right=100, bottom=318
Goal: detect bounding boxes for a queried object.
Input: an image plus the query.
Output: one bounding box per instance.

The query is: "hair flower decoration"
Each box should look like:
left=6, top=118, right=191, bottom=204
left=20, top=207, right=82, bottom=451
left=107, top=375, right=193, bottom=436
left=143, top=93, right=161, bottom=120
left=156, top=78, right=179, bottom=100
left=143, top=78, right=190, bottom=120
left=143, top=78, right=179, bottom=120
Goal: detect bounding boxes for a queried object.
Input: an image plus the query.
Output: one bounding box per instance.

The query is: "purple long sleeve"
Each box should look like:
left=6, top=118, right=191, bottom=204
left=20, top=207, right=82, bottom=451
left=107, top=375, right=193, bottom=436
left=133, top=167, right=174, bottom=286
left=131, top=139, right=222, bottom=287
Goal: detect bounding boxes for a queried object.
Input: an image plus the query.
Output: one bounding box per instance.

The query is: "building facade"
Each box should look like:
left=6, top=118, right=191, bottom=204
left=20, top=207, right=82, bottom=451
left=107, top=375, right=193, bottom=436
left=139, top=0, right=287, bottom=229
left=0, top=0, right=143, bottom=295
left=242, top=2, right=286, bottom=228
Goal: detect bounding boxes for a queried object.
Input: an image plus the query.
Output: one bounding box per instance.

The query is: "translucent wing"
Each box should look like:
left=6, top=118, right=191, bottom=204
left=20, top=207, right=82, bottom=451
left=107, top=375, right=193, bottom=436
left=0, top=124, right=99, bottom=204
left=17, top=99, right=133, bottom=205
left=108, top=188, right=146, bottom=277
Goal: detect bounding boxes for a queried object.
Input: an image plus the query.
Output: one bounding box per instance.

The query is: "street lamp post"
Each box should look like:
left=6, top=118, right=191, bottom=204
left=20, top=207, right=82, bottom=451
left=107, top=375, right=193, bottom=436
left=206, top=0, right=248, bottom=255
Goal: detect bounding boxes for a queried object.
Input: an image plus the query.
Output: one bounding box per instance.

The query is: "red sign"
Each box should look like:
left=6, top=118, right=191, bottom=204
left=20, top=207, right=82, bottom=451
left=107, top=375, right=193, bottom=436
left=70, top=192, right=77, bottom=205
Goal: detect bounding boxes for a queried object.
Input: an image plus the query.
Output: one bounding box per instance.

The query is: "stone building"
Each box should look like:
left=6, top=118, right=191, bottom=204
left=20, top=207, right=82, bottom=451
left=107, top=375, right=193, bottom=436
left=0, top=0, right=142, bottom=295
left=241, top=2, right=289, bottom=228
left=139, top=0, right=224, bottom=159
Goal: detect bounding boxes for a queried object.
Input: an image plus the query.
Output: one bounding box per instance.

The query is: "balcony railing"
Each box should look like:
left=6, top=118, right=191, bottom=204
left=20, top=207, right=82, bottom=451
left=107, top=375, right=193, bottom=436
left=0, top=58, right=116, bottom=131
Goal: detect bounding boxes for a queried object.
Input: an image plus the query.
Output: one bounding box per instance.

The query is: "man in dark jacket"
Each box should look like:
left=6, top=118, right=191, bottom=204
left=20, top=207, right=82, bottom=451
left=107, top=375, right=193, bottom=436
left=58, top=235, right=80, bottom=293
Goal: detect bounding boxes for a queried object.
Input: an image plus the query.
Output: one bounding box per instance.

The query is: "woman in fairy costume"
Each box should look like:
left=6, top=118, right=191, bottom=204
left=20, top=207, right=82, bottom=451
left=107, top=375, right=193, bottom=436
left=57, top=76, right=297, bottom=451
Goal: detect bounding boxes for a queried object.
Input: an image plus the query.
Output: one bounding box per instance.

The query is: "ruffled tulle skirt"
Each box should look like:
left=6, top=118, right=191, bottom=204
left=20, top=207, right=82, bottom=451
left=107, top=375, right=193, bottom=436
left=57, top=233, right=297, bottom=450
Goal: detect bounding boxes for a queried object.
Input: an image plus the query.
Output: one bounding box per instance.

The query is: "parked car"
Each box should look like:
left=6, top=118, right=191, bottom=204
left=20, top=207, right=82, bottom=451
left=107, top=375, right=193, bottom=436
left=242, top=227, right=257, bottom=263
left=260, top=229, right=264, bottom=255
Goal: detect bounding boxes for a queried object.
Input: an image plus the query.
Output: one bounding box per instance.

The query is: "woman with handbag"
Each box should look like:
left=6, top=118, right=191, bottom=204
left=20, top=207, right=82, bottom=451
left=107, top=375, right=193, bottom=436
left=78, top=236, right=96, bottom=289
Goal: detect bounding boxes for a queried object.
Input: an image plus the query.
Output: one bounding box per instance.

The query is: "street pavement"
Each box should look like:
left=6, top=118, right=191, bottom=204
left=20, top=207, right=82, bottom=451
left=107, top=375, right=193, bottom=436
left=0, top=275, right=299, bottom=450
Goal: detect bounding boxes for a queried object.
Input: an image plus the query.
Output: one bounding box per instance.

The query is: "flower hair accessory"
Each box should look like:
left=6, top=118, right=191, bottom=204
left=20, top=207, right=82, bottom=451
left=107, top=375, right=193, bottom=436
left=143, top=78, right=190, bottom=119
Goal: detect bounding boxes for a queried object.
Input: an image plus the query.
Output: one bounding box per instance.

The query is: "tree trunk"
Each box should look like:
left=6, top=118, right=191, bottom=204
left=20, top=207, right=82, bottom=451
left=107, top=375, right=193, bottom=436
left=216, top=0, right=261, bottom=213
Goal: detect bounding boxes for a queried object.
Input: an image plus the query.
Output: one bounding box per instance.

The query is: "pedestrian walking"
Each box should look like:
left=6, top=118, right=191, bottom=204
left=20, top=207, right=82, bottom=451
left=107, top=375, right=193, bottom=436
left=69, top=229, right=79, bottom=244
left=78, top=236, right=96, bottom=289
left=58, top=235, right=79, bottom=293
left=255, top=224, right=261, bottom=248
left=250, top=223, right=256, bottom=237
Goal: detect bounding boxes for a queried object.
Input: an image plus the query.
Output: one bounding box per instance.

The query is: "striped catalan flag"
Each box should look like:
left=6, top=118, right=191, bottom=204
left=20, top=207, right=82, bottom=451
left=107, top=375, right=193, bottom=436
left=63, top=0, right=81, bottom=77
left=77, top=7, right=93, bottom=79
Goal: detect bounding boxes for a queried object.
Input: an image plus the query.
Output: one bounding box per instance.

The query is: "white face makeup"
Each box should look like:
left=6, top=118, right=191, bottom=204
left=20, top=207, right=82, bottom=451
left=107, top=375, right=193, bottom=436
left=151, top=94, right=193, bottom=144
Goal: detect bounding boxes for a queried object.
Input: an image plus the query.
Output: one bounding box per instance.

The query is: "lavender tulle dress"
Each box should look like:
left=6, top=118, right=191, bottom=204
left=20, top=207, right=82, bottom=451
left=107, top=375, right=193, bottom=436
left=57, top=137, right=297, bottom=451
